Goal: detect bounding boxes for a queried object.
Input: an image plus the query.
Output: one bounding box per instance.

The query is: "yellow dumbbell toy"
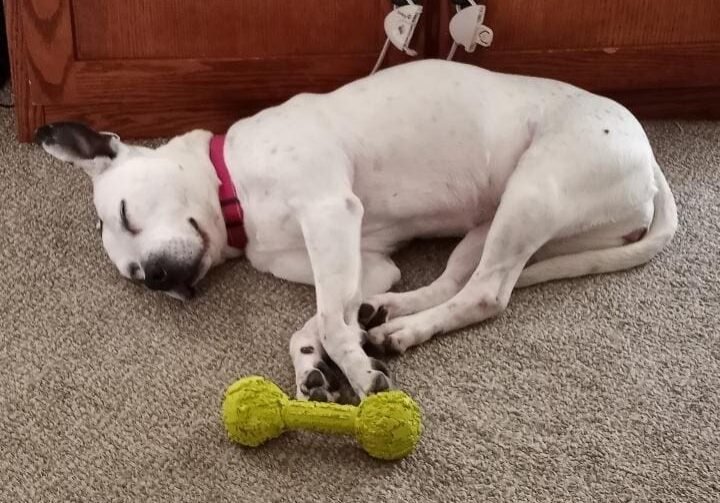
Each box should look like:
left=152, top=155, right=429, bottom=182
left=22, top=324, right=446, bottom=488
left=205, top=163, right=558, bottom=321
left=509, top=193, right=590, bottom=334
left=222, top=376, right=422, bottom=460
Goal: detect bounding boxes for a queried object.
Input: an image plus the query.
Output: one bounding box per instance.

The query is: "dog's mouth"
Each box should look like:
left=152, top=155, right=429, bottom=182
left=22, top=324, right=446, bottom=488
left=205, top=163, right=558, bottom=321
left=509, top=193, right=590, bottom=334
left=162, top=252, right=206, bottom=301
left=131, top=269, right=198, bottom=300
left=167, top=219, right=214, bottom=300
left=171, top=254, right=211, bottom=301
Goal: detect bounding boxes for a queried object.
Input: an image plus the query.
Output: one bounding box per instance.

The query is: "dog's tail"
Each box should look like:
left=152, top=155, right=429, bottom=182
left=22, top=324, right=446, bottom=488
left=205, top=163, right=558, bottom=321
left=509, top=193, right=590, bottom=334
left=515, top=159, right=678, bottom=288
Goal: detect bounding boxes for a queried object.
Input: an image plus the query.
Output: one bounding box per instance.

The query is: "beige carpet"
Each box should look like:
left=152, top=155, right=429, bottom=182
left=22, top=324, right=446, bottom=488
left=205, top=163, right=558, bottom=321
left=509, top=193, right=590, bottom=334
left=1, top=94, right=718, bottom=502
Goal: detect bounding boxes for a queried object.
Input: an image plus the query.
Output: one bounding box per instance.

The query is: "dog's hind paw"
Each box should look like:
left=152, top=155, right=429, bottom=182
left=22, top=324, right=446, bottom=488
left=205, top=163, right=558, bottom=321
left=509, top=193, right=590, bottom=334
left=367, top=311, right=437, bottom=355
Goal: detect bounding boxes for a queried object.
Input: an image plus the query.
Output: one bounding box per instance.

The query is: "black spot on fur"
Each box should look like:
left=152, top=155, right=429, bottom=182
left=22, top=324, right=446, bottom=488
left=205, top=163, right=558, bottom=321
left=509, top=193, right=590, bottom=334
left=345, top=197, right=359, bottom=212
left=300, top=346, right=314, bottom=354
left=604, top=129, right=610, bottom=134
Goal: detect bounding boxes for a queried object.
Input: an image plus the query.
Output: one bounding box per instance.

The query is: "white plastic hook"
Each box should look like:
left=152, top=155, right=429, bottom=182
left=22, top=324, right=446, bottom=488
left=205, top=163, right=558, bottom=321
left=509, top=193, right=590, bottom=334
left=447, top=1, right=493, bottom=60
left=372, top=1, right=423, bottom=74
left=384, top=3, right=423, bottom=56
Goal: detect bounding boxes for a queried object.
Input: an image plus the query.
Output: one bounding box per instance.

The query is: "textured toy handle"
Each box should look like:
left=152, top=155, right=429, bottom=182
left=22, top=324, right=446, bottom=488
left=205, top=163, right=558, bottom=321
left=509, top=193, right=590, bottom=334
left=282, top=401, right=358, bottom=436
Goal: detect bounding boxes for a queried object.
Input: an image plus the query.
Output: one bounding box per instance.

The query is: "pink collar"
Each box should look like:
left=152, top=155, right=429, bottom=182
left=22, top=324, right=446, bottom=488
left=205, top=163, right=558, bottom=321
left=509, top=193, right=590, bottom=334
left=209, top=134, right=248, bottom=250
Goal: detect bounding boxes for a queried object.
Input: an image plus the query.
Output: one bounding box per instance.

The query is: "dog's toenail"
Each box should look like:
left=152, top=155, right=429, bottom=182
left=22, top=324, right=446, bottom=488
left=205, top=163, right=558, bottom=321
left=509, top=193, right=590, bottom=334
left=382, top=337, right=402, bottom=357
left=370, top=373, right=390, bottom=393
left=370, top=358, right=390, bottom=375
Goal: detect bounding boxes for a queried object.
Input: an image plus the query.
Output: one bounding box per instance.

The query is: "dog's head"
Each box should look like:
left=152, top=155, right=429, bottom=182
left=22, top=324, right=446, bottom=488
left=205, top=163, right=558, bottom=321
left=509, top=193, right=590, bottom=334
left=36, top=122, right=233, bottom=300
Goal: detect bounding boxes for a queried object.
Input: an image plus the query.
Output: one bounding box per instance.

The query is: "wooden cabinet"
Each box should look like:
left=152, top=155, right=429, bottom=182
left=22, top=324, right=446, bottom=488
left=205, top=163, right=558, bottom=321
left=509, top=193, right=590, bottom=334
left=5, top=0, right=720, bottom=141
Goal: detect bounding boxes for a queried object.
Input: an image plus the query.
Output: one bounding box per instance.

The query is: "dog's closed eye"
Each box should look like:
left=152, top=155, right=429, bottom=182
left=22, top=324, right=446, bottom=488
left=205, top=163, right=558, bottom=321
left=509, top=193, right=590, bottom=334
left=120, top=200, right=139, bottom=235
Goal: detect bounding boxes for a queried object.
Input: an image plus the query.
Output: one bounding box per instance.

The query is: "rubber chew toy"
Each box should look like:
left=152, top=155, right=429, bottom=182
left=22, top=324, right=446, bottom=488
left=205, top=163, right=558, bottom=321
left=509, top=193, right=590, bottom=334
left=222, top=376, right=422, bottom=460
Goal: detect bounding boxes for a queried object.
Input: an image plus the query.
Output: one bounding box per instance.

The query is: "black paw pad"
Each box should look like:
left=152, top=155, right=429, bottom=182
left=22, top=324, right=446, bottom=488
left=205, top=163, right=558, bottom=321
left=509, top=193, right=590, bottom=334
left=304, top=369, right=325, bottom=389
left=358, top=304, right=388, bottom=330
left=308, top=388, right=329, bottom=402
left=358, top=304, right=375, bottom=326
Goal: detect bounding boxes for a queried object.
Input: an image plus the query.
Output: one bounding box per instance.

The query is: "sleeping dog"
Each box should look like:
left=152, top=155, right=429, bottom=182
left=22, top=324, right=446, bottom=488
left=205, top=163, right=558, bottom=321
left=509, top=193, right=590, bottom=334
left=35, top=60, right=677, bottom=402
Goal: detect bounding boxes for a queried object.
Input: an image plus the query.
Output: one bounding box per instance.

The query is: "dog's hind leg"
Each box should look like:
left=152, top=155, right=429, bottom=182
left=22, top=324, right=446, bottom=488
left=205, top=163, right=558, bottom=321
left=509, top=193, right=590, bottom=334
left=359, top=222, right=490, bottom=329
left=368, top=147, right=567, bottom=353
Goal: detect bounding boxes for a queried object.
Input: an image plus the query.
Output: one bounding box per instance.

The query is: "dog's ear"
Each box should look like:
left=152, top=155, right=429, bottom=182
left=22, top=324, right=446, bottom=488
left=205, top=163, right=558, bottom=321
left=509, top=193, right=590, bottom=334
left=34, top=122, right=121, bottom=178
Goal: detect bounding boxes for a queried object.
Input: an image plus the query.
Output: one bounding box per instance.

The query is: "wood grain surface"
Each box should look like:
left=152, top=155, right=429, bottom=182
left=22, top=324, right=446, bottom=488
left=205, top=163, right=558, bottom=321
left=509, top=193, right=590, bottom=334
left=5, top=0, right=720, bottom=141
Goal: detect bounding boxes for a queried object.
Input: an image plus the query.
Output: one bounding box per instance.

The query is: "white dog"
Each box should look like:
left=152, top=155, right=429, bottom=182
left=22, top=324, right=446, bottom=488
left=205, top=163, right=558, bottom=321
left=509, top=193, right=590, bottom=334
left=36, top=60, right=677, bottom=402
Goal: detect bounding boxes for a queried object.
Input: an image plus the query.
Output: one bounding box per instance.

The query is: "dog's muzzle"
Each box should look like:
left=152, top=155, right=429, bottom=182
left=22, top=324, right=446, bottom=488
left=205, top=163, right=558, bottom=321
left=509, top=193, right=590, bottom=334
left=142, top=255, right=200, bottom=298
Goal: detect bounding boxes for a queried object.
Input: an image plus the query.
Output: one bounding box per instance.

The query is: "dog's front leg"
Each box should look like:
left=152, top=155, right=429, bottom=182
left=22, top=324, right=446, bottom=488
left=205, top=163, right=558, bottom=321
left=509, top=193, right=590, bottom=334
left=297, top=195, right=391, bottom=398
left=289, top=252, right=400, bottom=402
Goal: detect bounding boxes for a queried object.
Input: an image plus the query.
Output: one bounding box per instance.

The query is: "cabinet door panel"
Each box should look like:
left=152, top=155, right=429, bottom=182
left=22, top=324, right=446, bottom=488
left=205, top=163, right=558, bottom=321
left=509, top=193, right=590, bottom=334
left=11, top=0, right=430, bottom=139
left=483, top=0, right=720, bottom=51
left=72, top=0, right=387, bottom=60
left=440, top=1, right=720, bottom=93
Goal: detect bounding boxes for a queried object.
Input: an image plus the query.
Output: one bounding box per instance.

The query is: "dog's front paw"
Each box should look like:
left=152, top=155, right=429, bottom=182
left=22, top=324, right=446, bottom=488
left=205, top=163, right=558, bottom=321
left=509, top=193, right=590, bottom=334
left=331, top=354, right=394, bottom=401
left=298, top=360, right=344, bottom=403
left=297, top=357, right=388, bottom=404
left=368, top=357, right=392, bottom=392
left=352, top=357, right=393, bottom=399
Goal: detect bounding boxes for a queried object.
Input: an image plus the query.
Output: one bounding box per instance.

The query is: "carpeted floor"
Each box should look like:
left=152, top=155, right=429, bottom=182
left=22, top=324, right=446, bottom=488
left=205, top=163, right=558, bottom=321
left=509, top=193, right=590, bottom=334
left=1, top=89, right=718, bottom=502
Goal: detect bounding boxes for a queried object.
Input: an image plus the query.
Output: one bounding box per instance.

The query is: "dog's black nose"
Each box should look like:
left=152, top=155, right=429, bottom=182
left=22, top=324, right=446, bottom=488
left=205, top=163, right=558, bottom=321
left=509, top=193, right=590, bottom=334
left=142, top=256, right=198, bottom=293
left=143, top=259, right=176, bottom=291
